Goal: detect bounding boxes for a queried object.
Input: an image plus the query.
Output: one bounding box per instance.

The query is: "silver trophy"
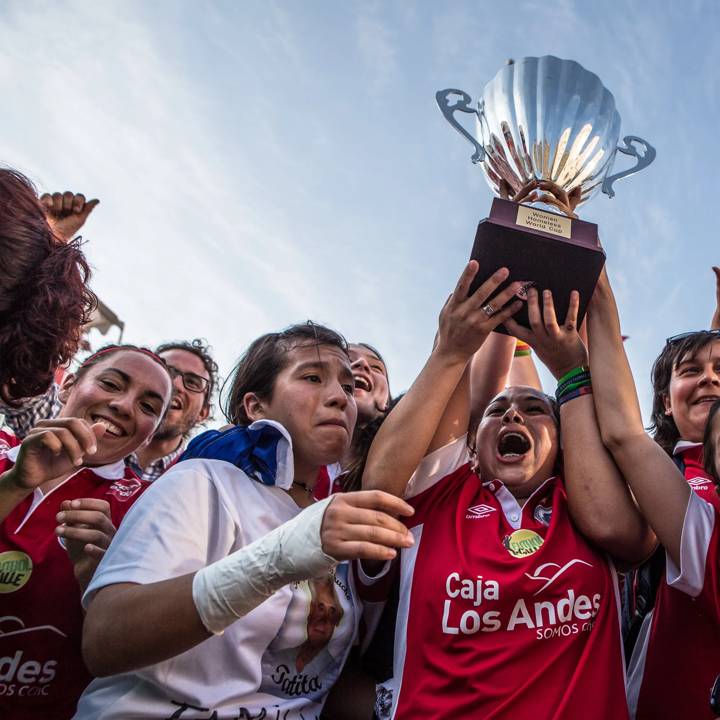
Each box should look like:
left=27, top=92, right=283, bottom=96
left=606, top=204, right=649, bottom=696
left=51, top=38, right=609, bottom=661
left=435, top=55, right=655, bottom=331
left=436, top=55, right=655, bottom=209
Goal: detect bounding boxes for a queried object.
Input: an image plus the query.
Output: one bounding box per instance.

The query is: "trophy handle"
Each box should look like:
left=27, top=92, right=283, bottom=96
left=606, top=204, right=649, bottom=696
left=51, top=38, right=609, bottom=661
left=436, top=89, right=485, bottom=164
left=601, top=135, right=657, bottom=198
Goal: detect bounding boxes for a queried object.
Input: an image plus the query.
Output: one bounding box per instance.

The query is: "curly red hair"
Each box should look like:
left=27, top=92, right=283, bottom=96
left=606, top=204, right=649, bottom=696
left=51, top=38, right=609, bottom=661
left=0, top=168, right=96, bottom=399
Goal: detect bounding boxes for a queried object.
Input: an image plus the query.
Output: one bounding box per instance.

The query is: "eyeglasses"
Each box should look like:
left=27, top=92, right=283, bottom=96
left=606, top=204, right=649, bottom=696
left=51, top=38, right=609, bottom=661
left=666, top=329, right=720, bottom=345
left=167, top=365, right=210, bottom=394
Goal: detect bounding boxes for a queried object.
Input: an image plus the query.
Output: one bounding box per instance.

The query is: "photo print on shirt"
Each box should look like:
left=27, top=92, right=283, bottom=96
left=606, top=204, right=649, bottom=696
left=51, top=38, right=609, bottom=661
left=259, top=565, right=354, bottom=702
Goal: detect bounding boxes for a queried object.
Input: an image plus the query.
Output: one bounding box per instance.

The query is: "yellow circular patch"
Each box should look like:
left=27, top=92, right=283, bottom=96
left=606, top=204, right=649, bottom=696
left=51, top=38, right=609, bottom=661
left=503, top=529, right=544, bottom=558
left=0, top=551, right=33, bottom=593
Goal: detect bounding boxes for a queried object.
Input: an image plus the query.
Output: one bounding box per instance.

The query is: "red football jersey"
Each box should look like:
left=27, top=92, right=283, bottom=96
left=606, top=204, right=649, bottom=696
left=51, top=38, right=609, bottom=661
left=629, top=443, right=720, bottom=720
left=673, top=441, right=720, bottom=511
left=0, top=431, right=149, bottom=719
left=370, top=437, right=628, bottom=720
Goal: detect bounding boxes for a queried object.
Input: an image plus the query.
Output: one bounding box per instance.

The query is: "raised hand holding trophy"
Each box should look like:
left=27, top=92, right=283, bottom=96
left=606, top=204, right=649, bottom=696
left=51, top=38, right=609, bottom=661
left=436, top=55, right=656, bottom=330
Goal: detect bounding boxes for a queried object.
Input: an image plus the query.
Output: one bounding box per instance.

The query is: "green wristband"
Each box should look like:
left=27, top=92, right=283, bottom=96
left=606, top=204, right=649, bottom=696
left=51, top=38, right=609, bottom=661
left=557, top=366, right=588, bottom=385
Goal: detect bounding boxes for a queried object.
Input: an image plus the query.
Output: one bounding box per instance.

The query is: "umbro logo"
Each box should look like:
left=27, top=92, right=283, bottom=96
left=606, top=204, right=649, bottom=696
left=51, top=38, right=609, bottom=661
left=688, top=476, right=711, bottom=490
left=466, top=504, right=496, bottom=519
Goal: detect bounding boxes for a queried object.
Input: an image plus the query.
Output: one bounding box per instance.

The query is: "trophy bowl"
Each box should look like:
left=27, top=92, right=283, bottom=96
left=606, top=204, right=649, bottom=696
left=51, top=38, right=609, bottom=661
left=437, top=55, right=655, bottom=208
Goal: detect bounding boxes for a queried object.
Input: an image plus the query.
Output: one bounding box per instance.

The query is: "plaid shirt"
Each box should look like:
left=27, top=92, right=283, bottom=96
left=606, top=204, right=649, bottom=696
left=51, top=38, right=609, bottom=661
left=0, top=383, right=184, bottom=483
left=125, top=442, right=186, bottom=483
left=0, top=384, right=63, bottom=439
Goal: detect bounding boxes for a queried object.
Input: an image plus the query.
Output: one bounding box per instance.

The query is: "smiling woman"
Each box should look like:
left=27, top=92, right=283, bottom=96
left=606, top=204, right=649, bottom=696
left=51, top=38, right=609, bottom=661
left=348, top=343, right=390, bottom=426
left=650, top=331, right=720, bottom=455
left=621, top=331, right=720, bottom=663
left=0, top=344, right=173, bottom=720
left=587, top=273, right=720, bottom=720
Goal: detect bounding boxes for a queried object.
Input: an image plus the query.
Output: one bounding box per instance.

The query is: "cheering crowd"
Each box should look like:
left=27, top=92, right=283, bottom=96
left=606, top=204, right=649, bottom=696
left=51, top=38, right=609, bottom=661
left=0, top=165, right=718, bottom=719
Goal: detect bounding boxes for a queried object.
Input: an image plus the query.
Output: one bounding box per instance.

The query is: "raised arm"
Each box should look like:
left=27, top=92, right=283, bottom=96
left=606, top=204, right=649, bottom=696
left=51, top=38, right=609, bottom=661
left=588, top=269, right=688, bottom=566
left=363, top=262, right=522, bottom=497
left=507, top=340, right=543, bottom=391
left=506, top=288, right=655, bottom=565
left=40, top=190, right=99, bottom=242
left=469, top=332, right=516, bottom=417
left=711, top=266, right=720, bottom=330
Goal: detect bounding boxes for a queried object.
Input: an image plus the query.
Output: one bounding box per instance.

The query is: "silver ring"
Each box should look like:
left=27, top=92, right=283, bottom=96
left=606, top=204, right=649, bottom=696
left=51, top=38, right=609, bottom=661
left=481, top=303, right=495, bottom=317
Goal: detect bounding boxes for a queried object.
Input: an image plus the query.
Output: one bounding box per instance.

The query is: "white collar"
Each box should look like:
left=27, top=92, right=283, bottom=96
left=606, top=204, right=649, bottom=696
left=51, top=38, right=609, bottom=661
left=673, top=440, right=702, bottom=456
left=481, top=475, right=557, bottom=529
left=6, top=444, right=127, bottom=480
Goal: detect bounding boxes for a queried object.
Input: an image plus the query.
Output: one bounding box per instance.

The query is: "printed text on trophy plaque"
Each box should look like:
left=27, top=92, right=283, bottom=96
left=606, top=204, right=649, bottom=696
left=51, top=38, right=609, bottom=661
left=516, top=206, right=572, bottom=239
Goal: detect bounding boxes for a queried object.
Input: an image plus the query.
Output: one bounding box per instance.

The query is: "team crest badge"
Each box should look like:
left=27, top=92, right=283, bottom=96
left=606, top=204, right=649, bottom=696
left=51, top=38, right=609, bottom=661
left=503, top=529, right=544, bottom=558
left=533, top=504, right=552, bottom=526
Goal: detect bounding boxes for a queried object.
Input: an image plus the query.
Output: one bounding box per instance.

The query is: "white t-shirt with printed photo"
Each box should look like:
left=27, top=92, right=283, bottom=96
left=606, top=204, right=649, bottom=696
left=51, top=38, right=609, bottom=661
left=73, top=457, right=358, bottom=720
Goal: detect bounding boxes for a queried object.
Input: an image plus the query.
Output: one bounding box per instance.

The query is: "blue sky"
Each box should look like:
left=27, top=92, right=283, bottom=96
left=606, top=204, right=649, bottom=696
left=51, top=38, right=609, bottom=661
left=0, top=0, right=717, bottom=420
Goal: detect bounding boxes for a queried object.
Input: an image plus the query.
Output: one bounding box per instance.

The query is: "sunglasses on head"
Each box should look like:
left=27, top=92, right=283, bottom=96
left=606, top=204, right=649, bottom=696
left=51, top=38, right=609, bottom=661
left=665, top=329, right=720, bottom=345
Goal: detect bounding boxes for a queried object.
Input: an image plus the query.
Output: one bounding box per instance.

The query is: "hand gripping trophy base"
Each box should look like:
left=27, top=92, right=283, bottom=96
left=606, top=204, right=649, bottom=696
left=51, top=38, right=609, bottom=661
left=468, top=198, right=606, bottom=334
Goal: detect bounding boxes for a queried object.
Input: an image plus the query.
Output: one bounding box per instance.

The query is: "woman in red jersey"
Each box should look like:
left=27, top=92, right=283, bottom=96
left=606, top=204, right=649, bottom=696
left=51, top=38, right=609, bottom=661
left=587, top=269, right=720, bottom=720
left=0, top=344, right=173, bottom=720
left=622, top=327, right=720, bottom=660
left=621, top=293, right=720, bottom=675
left=362, top=261, right=655, bottom=720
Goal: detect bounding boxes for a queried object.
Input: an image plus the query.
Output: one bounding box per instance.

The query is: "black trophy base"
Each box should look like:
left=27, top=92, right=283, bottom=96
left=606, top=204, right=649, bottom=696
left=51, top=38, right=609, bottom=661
left=468, top=199, right=606, bottom=334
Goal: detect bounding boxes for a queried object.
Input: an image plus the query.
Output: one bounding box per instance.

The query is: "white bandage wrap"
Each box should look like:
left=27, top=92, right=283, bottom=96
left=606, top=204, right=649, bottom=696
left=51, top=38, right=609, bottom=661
left=192, top=496, right=338, bottom=635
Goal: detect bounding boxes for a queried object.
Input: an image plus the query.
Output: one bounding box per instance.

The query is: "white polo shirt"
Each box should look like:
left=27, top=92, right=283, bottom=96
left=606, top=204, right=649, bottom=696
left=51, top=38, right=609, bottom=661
left=73, top=458, right=358, bottom=719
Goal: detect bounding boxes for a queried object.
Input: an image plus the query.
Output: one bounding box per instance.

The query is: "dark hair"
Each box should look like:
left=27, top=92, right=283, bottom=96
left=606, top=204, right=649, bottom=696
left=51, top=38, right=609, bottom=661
left=0, top=168, right=96, bottom=399
left=155, top=338, right=219, bottom=411
left=703, top=399, right=720, bottom=486
left=650, top=332, right=720, bottom=455
left=74, top=343, right=169, bottom=381
left=223, top=322, right=349, bottom=426
left=342, top=393, right=403, bottom=493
